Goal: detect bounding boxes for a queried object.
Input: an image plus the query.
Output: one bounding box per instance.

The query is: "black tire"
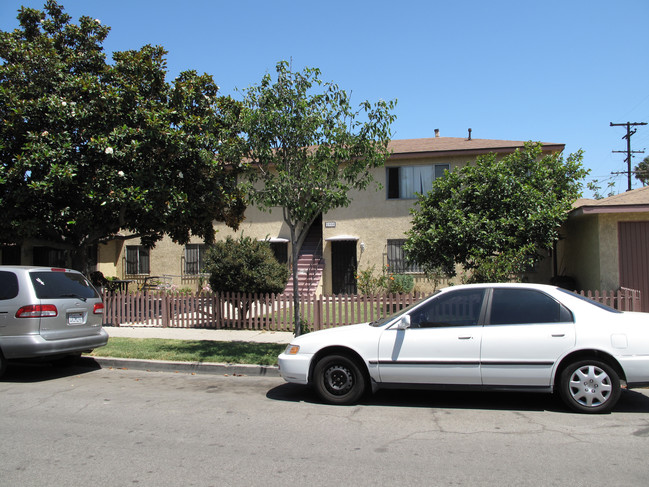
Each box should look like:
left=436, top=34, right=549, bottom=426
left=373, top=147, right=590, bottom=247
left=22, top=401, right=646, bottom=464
left=559, top=360, right=621, bottom=414
left=0, top=350, right=6, bottom=379
left=313, top=354, right=367, bottom=405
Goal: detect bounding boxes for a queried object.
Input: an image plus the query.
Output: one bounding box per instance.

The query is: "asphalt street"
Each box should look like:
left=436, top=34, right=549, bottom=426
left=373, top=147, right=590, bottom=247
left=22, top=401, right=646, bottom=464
left=2, top=364, right=649, bottom=487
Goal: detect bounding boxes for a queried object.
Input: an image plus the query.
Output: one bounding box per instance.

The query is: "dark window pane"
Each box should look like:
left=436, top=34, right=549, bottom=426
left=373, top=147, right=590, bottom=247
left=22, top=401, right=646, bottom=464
left=30, top=271, right=98, bottom=299
left=1, top=246, right=21, bottom=265
left=0, top=271, right=19, bottom=300
left=490, top=289, right=573, bottom=325
left=387, top=167, right=400, bottom=199
left=410, top=289, right=485, bottom=328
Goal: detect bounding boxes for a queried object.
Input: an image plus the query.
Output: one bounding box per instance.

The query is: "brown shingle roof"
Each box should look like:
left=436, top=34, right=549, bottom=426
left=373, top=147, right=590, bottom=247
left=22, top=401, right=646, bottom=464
left=387, top=137, right=564, bottom=160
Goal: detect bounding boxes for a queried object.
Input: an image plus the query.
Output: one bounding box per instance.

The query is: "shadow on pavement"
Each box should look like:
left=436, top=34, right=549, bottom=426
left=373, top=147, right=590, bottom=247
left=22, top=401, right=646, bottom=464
left=266, top=383, right=649, bottom=414
left=1, top=357, right=102, bottom=383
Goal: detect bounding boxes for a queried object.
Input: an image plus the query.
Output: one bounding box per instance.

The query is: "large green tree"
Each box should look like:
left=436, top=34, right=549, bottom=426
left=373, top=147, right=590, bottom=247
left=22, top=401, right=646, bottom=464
left=240, top=61, right=396, bottom=335
left=0, top=1, right=245, bottom=273
left=404, top=143, right=588, bottom=283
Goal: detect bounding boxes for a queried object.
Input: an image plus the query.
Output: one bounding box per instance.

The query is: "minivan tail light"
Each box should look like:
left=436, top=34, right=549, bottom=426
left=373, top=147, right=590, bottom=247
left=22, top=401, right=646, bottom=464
left=16, top=305, right=58, bottom=318
left=93, top=303, right=104, bottom=314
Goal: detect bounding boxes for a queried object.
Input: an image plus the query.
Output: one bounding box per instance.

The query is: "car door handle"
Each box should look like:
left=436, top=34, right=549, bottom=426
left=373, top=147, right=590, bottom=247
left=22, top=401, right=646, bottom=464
left=552, top=334, right=565, bottom=338
left=458, top=336, right=473, bottom=340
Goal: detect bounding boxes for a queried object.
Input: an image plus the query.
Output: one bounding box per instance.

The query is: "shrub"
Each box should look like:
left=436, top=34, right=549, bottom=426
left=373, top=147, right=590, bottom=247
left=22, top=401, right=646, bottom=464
left=356, top=265, right=414, bottom=294
left=203, top=234, right=288, bottom=295
left=388, top=274, right=414, bottom=294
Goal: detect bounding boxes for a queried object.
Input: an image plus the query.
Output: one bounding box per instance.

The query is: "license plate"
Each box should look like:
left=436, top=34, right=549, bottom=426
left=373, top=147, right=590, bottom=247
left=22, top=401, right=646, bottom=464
left=68, top=313, right=84, bottom=325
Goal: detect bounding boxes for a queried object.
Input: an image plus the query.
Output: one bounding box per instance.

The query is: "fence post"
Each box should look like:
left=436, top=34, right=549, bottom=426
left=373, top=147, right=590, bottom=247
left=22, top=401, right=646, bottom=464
left=160, top=293, right=169, bottom=327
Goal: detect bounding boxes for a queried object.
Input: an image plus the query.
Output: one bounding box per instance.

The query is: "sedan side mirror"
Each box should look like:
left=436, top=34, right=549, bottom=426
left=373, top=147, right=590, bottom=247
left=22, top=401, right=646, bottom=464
left=397, top=314, right=411, bottom=330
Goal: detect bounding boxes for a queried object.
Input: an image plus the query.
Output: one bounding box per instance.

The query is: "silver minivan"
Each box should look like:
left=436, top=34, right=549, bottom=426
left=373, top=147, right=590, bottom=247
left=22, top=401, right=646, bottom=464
left=0, top=266, right=109, bottom=377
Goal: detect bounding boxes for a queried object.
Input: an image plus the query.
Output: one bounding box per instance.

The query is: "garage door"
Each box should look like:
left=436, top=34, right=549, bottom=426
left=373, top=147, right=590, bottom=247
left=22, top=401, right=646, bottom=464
left=618, top=221, right=649, bottom=312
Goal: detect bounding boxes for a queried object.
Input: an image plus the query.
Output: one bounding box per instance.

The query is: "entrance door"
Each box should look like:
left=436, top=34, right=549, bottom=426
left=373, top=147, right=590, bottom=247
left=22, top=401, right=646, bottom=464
left=619, top=221, right=649, bottom=312
left=331, top=241, right=357, bottom=295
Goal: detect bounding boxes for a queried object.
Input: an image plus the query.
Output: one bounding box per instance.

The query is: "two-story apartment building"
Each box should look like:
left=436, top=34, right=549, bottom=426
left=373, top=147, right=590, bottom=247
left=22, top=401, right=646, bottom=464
left=86, top=133, right=564, bottom=294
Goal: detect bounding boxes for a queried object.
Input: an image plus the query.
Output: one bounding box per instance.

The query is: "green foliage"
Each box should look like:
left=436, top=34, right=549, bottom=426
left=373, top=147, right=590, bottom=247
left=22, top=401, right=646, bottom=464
left=405, top=142, right=588, bottom=282
left=389, top=273, right=414, bottom=294
left=356, top=265, right=388, bottom=295
left=635, top=156, right=649, bottom=186
left=241, top=61, right=396, bottom=228
left=587, top=179, right=616, bottom=199
left=356, top=265, right=414, bottom=294
left=240, top=61, right=396, bottom=335
left=203, top=234, right=288, bottom=295
left=0, top=1, right=245, bottom=272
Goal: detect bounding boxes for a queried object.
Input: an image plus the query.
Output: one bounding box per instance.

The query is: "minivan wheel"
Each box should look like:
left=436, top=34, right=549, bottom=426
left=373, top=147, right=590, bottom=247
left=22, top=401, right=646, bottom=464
left=559, top=360, right=621, bottom=414
left=0, top=350, right=7, bottom=379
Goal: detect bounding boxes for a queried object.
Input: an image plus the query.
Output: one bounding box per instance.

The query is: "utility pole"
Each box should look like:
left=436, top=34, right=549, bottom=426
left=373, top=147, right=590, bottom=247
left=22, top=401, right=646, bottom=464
left=610, top=121, right=647, bottom=191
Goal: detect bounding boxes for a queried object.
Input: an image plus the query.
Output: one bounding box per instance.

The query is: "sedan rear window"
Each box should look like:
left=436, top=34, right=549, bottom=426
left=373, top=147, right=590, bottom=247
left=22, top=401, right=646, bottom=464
left=490, top=288, right=573, bottom=325
left=557, top=288, right=622, bottom=314
left=29, top=271, right=99, bottom=300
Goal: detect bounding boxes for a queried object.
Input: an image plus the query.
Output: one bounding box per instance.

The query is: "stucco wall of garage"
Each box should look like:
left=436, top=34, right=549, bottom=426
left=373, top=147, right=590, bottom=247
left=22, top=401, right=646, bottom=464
left=557, top=215, right=601, bottom=290
left=557, top=211, right=649, bottom=292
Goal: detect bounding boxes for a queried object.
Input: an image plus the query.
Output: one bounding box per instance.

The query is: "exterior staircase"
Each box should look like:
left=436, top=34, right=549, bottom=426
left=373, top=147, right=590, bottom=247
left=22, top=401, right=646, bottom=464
left=283, top=226, right=324, bottom=296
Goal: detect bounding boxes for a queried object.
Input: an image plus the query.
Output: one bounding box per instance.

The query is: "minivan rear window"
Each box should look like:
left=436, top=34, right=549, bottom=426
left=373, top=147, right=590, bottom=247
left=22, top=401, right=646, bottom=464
left=0, top=271, right=19, bottom=300
left=29, top=271, right=99, bottom=300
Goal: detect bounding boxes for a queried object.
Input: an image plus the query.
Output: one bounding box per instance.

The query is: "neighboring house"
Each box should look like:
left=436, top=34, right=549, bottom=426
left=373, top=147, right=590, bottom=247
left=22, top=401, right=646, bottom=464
left=555, top=186, right=649, bottom=312
left=1, top=133, right=566, bottom=295
left=89, top=133, right=565, bottom=294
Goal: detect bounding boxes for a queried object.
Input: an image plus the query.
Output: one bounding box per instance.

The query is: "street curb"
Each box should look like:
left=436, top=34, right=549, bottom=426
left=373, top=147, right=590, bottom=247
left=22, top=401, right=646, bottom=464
left=82, top=356, right=281, bottom=377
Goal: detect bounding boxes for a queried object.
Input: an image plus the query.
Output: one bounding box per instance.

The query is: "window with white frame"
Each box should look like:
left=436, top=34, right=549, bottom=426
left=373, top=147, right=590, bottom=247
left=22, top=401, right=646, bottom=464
left=126, top=246, right=150, bottom=275
left=184, top=244, right=207, bottom=275
left=386, top=164, right=449, bottom=199
left=386, top=239, right=422, bottom=273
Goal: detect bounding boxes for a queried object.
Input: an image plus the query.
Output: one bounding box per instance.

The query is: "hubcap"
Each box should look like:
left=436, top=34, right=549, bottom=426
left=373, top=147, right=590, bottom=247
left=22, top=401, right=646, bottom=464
left=568, top=365, right=612, bottom=408
left=324, top=364, right=354, bottom=396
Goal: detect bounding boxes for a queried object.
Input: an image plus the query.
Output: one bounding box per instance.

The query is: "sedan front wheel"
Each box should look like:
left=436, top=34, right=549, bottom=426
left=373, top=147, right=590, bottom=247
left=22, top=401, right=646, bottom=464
left=313, top=354, right=366, bottom=405
left=559, top=360, right=621, bottom=414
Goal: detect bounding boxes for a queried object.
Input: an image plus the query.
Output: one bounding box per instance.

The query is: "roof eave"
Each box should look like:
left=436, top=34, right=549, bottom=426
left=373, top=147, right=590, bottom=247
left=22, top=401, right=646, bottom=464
left=388, top=143, right=565, bottom=161
left=570, top=204, right=649, bottom=217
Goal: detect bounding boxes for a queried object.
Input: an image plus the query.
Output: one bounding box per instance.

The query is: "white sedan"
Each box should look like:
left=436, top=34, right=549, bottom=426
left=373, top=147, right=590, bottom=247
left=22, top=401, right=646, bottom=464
left=278, top=283, right=649, bottom=413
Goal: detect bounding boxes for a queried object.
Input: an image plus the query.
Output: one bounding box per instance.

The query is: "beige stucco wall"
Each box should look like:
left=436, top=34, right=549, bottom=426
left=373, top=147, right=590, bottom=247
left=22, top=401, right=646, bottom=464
left=96, top=151, right=527, bottom=293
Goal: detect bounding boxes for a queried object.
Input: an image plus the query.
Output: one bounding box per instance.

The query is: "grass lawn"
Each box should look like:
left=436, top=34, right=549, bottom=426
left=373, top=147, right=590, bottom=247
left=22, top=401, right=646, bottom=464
left=88, top=337, right=286, bottom=366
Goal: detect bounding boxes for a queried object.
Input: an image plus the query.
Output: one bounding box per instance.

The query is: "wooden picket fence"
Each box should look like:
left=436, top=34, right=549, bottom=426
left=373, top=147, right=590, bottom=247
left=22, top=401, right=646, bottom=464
left=102, top=287, right=642, bottom=332
left=576, top=287, right=641, bottom=312
left=102, top=291, right=425, bottom=331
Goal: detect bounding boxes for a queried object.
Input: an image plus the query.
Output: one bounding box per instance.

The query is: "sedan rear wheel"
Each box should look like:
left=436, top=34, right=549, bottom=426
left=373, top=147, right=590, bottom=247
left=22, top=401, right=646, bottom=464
left=559, top=360, right=621, bottom=414
left=313, top=354, right=366, bottom=405
left=0, top=350, right=6, bottom=379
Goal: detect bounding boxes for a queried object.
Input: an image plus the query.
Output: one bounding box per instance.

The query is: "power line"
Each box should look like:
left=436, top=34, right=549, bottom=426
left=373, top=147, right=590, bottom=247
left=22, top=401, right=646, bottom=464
left=610, top=121, right=647, bottom=191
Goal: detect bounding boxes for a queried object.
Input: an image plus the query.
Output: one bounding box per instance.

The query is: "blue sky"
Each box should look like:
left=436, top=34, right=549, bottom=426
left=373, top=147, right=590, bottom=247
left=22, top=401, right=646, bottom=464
left=2, top=0, right=648, bottom=197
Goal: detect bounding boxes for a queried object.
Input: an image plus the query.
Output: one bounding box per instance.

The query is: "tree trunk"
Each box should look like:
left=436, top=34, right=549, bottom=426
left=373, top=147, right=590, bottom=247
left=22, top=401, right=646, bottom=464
left=70, top=245, right=90, bottom=276
left=290, top=225, right=302, bottom=336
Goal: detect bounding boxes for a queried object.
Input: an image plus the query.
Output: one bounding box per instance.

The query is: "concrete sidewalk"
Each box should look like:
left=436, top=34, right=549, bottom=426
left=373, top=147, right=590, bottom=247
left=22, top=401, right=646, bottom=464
left=90, top=325, right=294, bottom=377
left=104, top=325, right=294, bottom=344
